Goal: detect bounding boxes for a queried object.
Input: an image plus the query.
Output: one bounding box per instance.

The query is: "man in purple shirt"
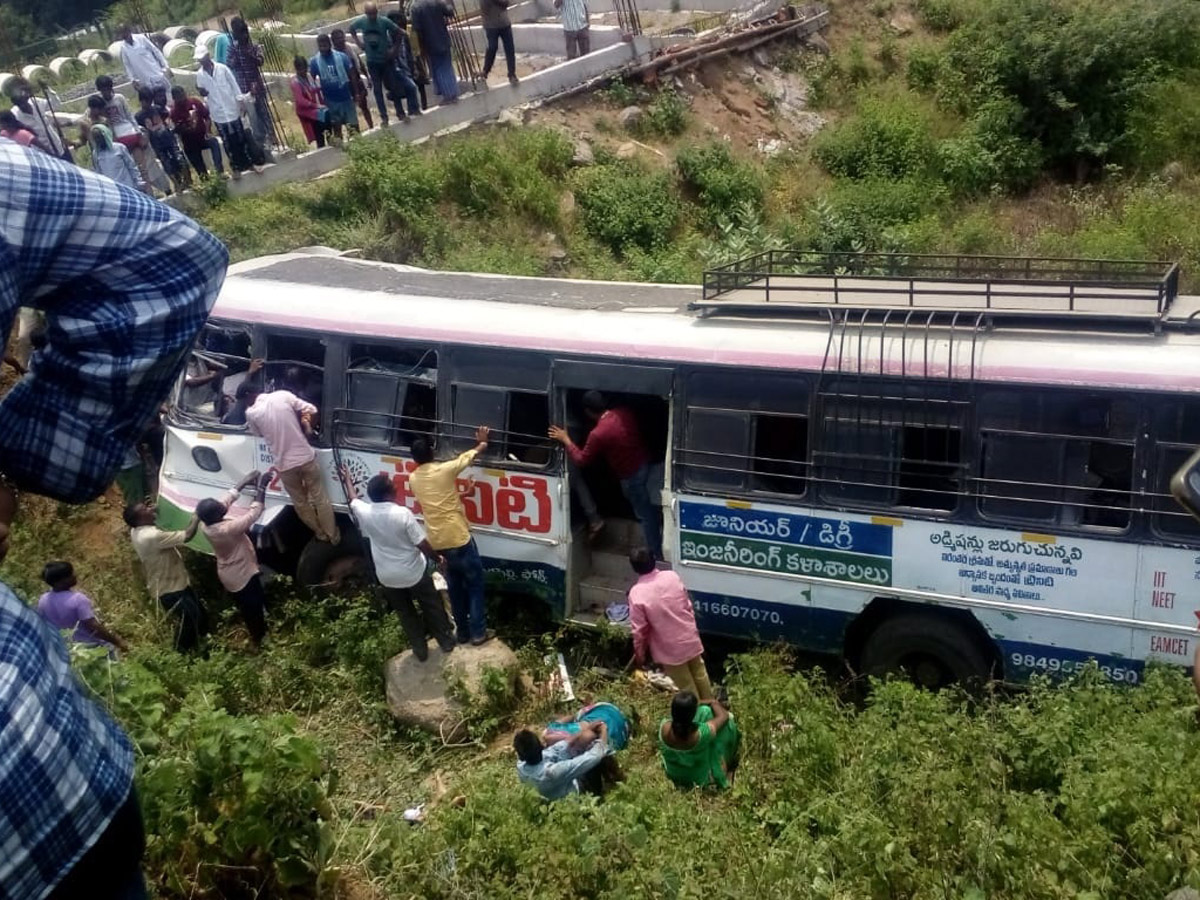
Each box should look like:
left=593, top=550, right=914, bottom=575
left=37, top=560, right=129, bottom=651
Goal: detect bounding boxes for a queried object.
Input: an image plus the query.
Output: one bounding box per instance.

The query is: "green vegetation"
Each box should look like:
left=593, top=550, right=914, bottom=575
left=12, top=487, right=1200, bottom=898
left=192, top=0, right=1200, bottom=287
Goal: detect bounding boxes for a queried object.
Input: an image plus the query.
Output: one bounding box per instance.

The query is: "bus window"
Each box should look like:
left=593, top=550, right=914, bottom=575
left=451, top=384, right=552, bottom=466
left=1154, top=444, right=1200, bottom=539
left=682, top=408, right=750, bottom=492
left=898, top=425, right=962, bottom=511
left=263, top=333, right=326, bottom=409
left=343, top=344, right=438, bottom=449
left=818, top=420, right=899, bottom=507
left=979, top=433, right=1063, bottom=523
left=978, top=390, right=1136, bottom=530
left=749, top=413, right=808, bottom=496
left=178, top=322, right=254, bottom=422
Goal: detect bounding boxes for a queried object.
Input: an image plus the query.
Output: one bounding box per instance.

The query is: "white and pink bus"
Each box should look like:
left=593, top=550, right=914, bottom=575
left=159, top=248, right=1200, bottom=685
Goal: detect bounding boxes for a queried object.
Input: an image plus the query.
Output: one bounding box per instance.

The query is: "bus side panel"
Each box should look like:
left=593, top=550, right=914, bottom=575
left=160, top=427, right=277, bottom=551
left=674, top=493, right=1145, bottom=677
left=338, top=449, right=570, bottom=616
left=1134, top=543, right=1200, bottom=668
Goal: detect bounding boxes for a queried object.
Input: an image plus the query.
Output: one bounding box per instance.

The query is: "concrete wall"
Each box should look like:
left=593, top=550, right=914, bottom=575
left=202, top=37, right=642, bottom=201
left=461, top=22, right=623, bottom=55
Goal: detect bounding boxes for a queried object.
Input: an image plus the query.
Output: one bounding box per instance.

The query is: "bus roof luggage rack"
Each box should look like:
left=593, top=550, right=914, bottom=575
left=694, top=251, right=1180, bottom=326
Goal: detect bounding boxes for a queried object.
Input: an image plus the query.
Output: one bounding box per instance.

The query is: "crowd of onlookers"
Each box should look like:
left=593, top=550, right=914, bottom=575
left=2, top=0, right=597, bottom=196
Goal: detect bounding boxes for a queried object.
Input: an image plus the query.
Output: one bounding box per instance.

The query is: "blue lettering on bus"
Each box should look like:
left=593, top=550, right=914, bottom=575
left=690, top=590, right=853, bottom=649
left=679, top=501, right=894, bottom=558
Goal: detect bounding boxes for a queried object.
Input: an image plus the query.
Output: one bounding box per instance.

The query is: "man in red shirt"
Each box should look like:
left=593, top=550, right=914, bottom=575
left=549, top=391, right=661, bottom=558
left=169, top=86, right=226, bottom=179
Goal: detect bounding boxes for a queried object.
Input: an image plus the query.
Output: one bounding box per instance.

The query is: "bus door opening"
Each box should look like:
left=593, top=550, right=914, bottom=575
left=561, top=386, right=670, bottom=620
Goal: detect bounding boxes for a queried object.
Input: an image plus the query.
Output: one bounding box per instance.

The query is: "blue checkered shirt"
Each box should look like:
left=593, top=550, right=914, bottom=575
left=0, top=139, right=229, bottom=503
left=0, top=583, right=135, bottom=900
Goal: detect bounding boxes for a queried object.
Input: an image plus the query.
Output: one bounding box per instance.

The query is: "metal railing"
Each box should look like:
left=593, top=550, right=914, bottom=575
left=697, top=250, right=1180, bottom=320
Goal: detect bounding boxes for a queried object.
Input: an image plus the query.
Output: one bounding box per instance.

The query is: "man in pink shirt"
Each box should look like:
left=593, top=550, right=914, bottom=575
left=627, top=547, right=712, bottom=700
left=196, top=470, right=271, bottom=646
left=242, top=380, right=340, bottom=545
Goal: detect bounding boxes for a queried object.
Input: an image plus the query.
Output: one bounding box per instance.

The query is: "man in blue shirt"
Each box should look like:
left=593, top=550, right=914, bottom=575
left=310, top=32, right=361, bottom=134
left=513, top=721, right=611, bottom=800
left=0, top=139, right=227, bottom=898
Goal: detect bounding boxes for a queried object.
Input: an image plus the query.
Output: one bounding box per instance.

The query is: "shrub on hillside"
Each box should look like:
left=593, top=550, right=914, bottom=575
left=343, top=135, right=444, bottom=226
left=573, top=163, right=681, bottom=254
left=812, top=96, right=937, bottom=180
left=638, top=89, right=690, bottom=138
left=927, top=0, right=1200, bottom=177
left=442, top=129, right=572, bottom=226
left=676, top=142, right=765, bottom=220
left=75, top=650, right=333, bottom=898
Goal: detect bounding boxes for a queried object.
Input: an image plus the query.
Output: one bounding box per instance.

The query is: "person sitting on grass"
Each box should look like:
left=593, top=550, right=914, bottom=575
left=37, top=561, right=129, bottom=652
left=657, top=691, right=740, bottom=790
left=514, top=719, right=611, bottom=801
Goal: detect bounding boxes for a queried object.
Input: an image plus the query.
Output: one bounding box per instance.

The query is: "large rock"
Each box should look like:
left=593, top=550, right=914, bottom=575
left=618, top=105, right=643, bottom=129
left=571, top=139, right=595, bottom=166
left=385, top=639, right=519, bottom=741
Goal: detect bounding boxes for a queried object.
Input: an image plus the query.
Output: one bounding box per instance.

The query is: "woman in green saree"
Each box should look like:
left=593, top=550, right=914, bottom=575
left=657, top=692, right=741, bottom=789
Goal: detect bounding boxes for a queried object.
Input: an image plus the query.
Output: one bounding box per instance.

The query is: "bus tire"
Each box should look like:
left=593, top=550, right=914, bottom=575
left=295, top=530, right=370, bottom=595
left=859, top=612, right=993, bottom=688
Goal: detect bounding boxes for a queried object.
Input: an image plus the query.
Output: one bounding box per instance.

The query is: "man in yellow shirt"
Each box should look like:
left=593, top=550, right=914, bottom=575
left=409, top=426, right=494, bottom=645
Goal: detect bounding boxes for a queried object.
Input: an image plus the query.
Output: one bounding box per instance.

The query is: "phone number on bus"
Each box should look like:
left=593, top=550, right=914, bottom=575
left=1009, top=652, right=1141, bottom=684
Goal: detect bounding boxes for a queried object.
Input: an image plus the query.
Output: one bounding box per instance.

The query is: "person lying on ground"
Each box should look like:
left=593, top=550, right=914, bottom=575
left=37, top=560, right=129, bottom=652
left=542, top=700, right=629, bottom=795
left=514, top=720, right=610, bottom=800
left=658, top=691, right=741, bottom=790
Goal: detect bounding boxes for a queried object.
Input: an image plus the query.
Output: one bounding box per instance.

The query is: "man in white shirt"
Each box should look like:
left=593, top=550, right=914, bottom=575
left=194, top=45, right=260, bottom=176
left=340, top=466, right=455, bottom=661
left=9, top=77, right=68, bottom=160
left=116, top=24, right=172, bottom=93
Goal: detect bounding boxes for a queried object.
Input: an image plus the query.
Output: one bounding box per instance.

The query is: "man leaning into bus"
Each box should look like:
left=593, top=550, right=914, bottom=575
left=242, top=381, right=341, bottom=545
left=409, top=427, right=495, bottom=646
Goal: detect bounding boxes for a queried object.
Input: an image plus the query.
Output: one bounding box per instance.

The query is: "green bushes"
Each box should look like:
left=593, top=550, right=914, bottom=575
left=442, top=129, right=572, bottom=226
left=639, top=89, right=691, bottom=138
left=921, top=0, right=1200, bottom=176
left=812, top=96, right=937, bottom=180
left=573, top=162, right=681, bottom=254
left=76, top=649, right=333, bottom=898
left=676, top=142, right=765, bottom=219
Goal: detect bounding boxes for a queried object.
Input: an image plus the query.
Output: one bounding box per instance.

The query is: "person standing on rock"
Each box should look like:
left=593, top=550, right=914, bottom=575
left=554, top=0, right=590, bottom=59
left=411, top=0, right=460, bottom=104
left=340, top=466, right=455, bottom=661
left=241, top=380, right=341, bottom=546
left=480, top=0, right=519, bottom=86
left=409, top=427, right=493, bottom=646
